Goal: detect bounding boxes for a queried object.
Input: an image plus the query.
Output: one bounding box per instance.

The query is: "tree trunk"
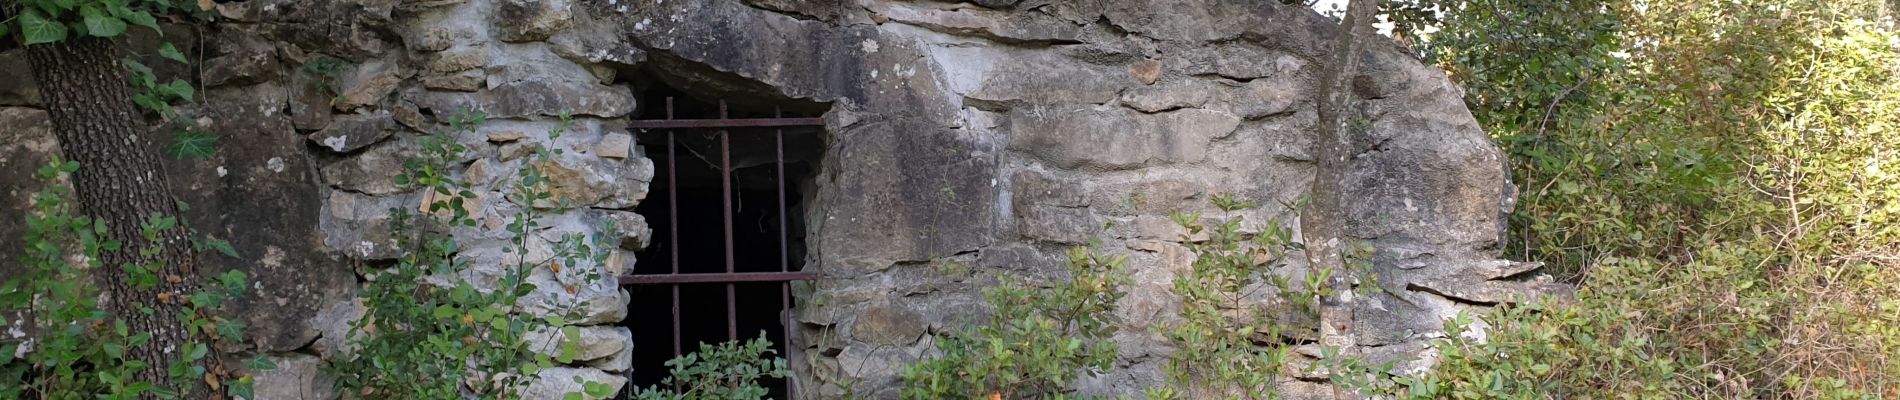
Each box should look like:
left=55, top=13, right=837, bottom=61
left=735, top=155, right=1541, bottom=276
left=1305, top=0, right=1376, bottom=398
left=23, top=35, right=209, bottom=397
left=1884, top=0, right=1899, bottom=30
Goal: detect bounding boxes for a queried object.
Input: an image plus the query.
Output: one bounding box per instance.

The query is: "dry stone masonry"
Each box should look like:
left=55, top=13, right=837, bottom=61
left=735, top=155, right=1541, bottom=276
left=0, top=0, right=1566, bottom=398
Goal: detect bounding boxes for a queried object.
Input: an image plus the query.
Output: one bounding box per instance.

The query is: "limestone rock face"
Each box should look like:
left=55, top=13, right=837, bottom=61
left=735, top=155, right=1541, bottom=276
left=607, top=0, right=1559, bottom=396
left=0, top=0, right=1560, bottom=397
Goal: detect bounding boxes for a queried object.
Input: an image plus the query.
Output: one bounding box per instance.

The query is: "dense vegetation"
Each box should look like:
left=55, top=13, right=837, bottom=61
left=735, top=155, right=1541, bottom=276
left=1400, top=0, right=1900, bottom=397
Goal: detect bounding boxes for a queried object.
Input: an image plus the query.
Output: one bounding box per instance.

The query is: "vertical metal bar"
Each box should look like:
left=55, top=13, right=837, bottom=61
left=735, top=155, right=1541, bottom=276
left=667, top=97, right=682, bottom=359
left=775, top=106, right=796, bottom=399
left=721, top=101, right=738, bottom=342
left=777, top=106, right=789, bottom=274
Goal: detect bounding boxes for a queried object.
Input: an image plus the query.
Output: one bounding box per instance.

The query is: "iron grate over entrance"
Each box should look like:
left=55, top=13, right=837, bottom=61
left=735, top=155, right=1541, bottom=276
left=618, top=97, right=821, bottom=399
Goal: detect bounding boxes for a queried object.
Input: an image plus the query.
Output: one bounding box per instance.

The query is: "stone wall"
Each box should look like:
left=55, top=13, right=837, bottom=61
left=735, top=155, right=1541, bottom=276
left=0, top=0, right=1563, bottom=398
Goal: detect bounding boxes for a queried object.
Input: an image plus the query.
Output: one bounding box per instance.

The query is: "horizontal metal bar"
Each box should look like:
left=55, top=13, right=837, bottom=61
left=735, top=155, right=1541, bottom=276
left=618, top=271, right=819, bottom=285
left=627, top=118, right=825, bottom=129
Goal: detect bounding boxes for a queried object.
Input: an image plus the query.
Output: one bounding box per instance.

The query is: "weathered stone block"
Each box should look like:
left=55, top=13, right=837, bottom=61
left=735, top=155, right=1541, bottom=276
left=1007, top=105, right=1239, bottom=170
left=418, top=79, right=636, bottom=119
left=307, top=113, right=396, bottom=153
left=852, top=302, right=927, bottom=346
left=496, top=0, right=573, bottom=42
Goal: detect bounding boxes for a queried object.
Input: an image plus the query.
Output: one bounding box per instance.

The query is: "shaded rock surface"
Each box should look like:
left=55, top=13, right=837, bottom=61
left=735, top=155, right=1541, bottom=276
left=0, top=0, right=1560, bottom=398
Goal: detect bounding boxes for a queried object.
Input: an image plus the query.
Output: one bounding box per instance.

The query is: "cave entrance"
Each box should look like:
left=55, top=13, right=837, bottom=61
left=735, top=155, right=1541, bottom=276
left=617, top=76, right=826, bottom=399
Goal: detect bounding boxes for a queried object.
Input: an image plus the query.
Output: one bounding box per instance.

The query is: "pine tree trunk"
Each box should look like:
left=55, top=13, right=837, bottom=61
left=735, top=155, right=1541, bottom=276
left=23, top=35, right=209, bottom=398
left=1305, top=0, right=1377, bottom=398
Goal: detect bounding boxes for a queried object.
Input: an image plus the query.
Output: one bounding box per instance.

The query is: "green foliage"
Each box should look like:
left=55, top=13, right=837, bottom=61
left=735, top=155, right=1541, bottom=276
left=1398, top=0, right=1900, bottom=397
left=1149, top=196, right=1397, bottom=399
left=1156, top=198, right=1301, bottom=399
left=327, top=109, right=618, bottom=399
left=6, top=0, right=216, bottom=159
left=297, top=56, right=348, bottom=103
left=0, top=158, right=262, bottom=399
left=3, top=0, right=179, bottom=45
left=900, top=246, right=1129, bottom=400
left=629, top=333, right=789, bottom=400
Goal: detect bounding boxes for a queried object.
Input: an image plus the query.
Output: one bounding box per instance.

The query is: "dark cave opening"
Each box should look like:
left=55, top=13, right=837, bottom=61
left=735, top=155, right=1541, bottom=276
left=618, top=68, right=826, bottom=398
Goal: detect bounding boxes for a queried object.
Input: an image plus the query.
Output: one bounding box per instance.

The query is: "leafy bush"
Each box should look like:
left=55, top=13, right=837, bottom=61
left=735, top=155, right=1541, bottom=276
left=900, top=247, right=1129, bottom=399
left=1152, top=197, right=1304, bottom=399
left=327, top=110, right=618, bottom=399
left=630, top=333, right=789, bottom=400
left=1398, top=0, right=1900, bottom=397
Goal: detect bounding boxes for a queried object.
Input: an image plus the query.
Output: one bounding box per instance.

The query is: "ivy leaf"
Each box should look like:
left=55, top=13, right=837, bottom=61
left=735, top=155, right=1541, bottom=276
left=20, top=10, right=70, bottom=45
left=583, top=381, right=614, bottom=397
left=131, top=94, right=168, bottom=114
left=123, top=58, right=157, bottom=87
left=203, top=237, right=239, bottom=258
left=247, top=356, right=278, bottom=371
left=82, top=6, right=127, bottom=37
left=159, top=43, right=189, bottom=64
left=169, top=130, right=218, bottom=159
left=120, top=8, right=160, bottom=32
left=166, top=79, right=195, bottom=101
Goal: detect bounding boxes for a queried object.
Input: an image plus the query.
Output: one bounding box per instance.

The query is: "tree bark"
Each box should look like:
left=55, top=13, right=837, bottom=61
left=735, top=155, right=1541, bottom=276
left=1884, top=0, right=1899, bottom=31
left=1305, top=0, right=1376, bottom=398
left=23, top=35, right=208, bottom=397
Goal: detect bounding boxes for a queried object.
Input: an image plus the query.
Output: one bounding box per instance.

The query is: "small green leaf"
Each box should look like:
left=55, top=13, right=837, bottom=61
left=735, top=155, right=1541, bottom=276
left=166, top=79, right=194, bottom=100
left=159, top=43, right=189, bottom=64
left=122, top=59, right=157, bottom=86
left=205, top=237, right=239, bottom=258
left=247, top=356, right=277, bottom=371
left=121, top=10, right=160, bottom=32
left=169, top=130, right=218, bottom=159
left=82, top=6, right=127, bottom=37
left=20, top=10, right=70, bottom=45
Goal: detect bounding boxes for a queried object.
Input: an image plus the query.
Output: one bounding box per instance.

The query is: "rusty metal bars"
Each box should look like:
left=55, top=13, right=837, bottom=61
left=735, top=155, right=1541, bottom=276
left=620, top=97, right=823, bottom=399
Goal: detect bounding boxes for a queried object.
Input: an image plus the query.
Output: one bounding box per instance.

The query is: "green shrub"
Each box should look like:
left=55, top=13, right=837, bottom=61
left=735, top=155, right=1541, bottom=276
left=1153, top=198, right=1303, bottom=399
left=629, top=333, right=789, bottom=400
left=327, top=110, right=617, bottom=399
left=899, top=247, right=1129, bottom=399
left=1401, top=0, right=1900, bottom=397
